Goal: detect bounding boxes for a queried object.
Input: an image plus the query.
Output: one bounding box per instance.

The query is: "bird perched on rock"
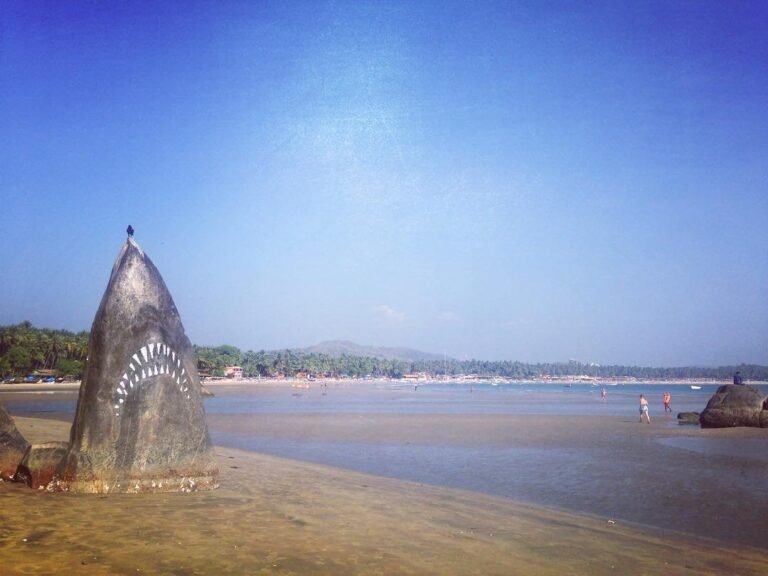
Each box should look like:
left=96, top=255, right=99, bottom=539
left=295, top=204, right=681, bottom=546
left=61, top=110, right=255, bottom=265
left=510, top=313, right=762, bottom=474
left=127, top=225, right=134, bottom=237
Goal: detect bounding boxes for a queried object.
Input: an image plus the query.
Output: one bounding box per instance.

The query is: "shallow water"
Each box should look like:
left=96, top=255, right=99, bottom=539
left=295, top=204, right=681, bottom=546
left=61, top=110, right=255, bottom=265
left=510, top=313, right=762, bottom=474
left=206, top=421, right=768, bottom=547
left=659, top=436, right=768, bottom=462
left=212, top=383, right=768, bottom=548
left=204, top=382, right=721, bottom=417
left=1, top=381, right=720, bottom=417
left=4, top=382, right=768, bottom=548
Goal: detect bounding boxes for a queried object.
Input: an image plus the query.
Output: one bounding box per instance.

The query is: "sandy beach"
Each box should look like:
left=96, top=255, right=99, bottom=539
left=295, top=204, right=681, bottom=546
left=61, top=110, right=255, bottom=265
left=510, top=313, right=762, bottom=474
left=2, top=383, right=768, bottom=575
left=1, top=415, right=766, bottom=576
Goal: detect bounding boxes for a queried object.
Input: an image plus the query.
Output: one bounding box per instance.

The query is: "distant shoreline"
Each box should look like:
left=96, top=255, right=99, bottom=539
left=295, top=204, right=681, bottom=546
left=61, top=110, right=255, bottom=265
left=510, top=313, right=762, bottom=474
left=3, top=377, right=763, bottom=395
left=197, top=376, right=768, bottom=387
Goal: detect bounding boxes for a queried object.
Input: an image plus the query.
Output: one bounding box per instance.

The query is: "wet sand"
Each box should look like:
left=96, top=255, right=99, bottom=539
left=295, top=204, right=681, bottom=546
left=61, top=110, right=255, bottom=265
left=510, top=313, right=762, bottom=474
left=2, top=414, right=767, bottom=575
left=206, top=411, right=768, bottom=549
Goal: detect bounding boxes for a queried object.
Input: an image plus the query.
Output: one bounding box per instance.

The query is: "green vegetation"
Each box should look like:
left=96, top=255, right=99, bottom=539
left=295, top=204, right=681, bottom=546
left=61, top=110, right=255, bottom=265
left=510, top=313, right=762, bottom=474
left=2, top=323, right=767, bottom=382
left=197, top=346, right=768, bottom=382
left=0, top=321, right=89, bottom=380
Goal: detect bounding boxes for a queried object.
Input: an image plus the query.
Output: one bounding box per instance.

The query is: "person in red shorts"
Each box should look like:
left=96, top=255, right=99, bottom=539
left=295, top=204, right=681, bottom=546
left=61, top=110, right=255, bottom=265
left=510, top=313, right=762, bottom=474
left=663, top=391, right=672, bottom=413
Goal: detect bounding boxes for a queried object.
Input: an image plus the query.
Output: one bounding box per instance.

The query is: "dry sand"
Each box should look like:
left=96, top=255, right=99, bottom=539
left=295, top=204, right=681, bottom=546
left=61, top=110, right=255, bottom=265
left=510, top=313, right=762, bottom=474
left=1, top=415, right=766, bottom=575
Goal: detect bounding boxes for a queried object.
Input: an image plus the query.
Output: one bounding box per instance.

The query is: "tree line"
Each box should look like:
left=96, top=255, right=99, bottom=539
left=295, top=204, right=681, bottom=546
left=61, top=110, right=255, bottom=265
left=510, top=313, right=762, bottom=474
left=196, top=346, right=768, bottom=381
left=2, top=322, right=766, bottom=382
left=0, top=322, right=89, bottom=379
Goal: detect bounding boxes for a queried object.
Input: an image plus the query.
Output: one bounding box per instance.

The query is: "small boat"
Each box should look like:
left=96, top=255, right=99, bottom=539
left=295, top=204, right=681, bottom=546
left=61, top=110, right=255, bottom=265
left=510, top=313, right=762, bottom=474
left=690, top=385, right=702, bottom=390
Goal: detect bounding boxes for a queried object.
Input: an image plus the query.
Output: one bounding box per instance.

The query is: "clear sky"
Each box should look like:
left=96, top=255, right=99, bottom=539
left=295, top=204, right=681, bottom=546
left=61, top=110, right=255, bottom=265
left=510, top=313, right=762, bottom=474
left=1, top=1, right=766, bottom=366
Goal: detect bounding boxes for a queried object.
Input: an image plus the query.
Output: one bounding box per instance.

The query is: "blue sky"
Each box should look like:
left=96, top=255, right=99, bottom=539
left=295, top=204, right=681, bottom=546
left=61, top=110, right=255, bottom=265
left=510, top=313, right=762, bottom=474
left=1, top=0, right=766, bottom=366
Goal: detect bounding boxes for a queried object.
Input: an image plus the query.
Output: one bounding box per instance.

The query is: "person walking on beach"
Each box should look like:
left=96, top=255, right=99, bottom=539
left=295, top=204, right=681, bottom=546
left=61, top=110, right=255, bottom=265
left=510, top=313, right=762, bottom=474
left=639, top=394, right=650, bottom=423
left=663, top=391, right=672, bottom=413
left=601, top=387, right=607, bottom=402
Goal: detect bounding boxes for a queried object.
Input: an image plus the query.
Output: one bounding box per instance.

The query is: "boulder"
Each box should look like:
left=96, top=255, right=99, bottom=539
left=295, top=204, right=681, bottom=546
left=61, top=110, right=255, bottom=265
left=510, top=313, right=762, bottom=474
left=56, top=237, right=218, bottom=492
left=0, top=403, right=29, bottom=480
left=15, top=442, right=69, bottom=490
left=699, top=385, right=768, bottom=428
left=676, top=412, right=700, bottom=425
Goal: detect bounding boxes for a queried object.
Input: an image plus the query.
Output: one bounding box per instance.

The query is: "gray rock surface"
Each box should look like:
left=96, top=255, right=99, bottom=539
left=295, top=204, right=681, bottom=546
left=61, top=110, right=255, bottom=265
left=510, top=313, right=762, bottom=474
left=15, top=441, right=69, bottom=489
left=699, top=384, right=768, bottom=428
left=57, top=238, right=218, bottom=492
left=676, top=411, right=700, bottom=425
left=0, top=403, right=29, bottom=480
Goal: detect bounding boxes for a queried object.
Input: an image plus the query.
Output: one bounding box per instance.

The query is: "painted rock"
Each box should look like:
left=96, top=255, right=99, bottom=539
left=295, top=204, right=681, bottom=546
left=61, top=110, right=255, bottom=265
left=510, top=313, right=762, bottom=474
left=57, top=238, right=218, bottom=492
left=0, top=403, right=29, bottom=480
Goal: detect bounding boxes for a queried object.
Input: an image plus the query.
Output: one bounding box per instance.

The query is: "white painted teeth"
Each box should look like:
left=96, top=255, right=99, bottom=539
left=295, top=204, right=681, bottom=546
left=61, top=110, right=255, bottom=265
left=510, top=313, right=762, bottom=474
left=113, top=341, right=192, bottom=416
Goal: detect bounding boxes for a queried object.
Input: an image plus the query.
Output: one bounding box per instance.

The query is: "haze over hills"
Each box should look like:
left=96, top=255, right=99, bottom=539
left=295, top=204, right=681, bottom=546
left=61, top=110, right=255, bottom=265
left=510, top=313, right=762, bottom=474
left=297, top=340, right=448, bottom=362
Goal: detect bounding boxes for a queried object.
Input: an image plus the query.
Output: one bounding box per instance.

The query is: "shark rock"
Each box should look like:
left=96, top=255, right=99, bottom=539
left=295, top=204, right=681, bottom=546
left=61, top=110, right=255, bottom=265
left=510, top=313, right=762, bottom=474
left=57, top=238, right=218, bottom=492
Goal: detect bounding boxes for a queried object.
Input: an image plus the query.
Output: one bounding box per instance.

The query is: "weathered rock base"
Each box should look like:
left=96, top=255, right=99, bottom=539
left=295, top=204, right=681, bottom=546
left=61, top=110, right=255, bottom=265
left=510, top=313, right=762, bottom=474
left=699, top=384, right=768, bottom=428
left=51, top=470, right=220, bottom=493
left=15, top=441, right=69, bottom=489
left=0, top=452, right=26, bottom=481
left=676, top=411, right=700, bottom=425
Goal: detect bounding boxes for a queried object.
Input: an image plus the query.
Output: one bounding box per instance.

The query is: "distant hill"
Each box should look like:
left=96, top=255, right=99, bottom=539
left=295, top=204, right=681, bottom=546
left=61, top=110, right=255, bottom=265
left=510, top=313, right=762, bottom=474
left=298, top=340, right=448, bottom=362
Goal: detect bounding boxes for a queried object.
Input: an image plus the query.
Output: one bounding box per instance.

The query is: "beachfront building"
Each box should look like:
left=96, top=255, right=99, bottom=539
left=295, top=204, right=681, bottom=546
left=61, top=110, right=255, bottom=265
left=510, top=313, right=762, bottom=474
left=403, top=372, right=430, bottom=381
left=224, top=366, right=243, bottom=380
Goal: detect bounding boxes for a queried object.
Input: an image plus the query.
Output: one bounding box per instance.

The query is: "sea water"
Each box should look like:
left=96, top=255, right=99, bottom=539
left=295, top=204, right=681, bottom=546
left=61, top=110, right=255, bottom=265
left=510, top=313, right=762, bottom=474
left=0, top=382, right=728, bottom=417
left=204, top=381, right=720, bottom=417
